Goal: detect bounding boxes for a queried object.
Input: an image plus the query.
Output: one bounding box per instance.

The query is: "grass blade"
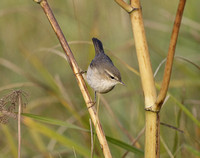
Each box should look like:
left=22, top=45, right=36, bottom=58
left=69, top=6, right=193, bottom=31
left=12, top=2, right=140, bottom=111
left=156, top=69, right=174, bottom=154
left=22, top=113, right=87, bottom=131
left=184, top=144, right=200, bottom=156
left=22, top=113, right=144, bottom=155
left=106, top=136, right=144, bottom=156
left=23, top=117, right=92, bottom=158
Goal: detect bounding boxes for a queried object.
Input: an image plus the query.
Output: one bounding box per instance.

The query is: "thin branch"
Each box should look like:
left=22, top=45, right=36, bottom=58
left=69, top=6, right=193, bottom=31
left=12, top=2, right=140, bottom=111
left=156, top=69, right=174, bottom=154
left=89, top=119, right=94, bottom=158
left=155, top=0, right=186, bottom=110
left=154, top=55, right=200, bottom=78
left=122, top=127, right=145, bottom=158
left=160, top=122, right=184, bottom=133
left=160, top=136, right=174, bottom=158
left=176, top=56, right=200, bottom=70
left=72, top=147, right=77, bottom=158
left=33, top=0, right=112, bottom=157
left=114, top=0, right=133, bottom=13
left=100, top=95, right=139, bottom=146
left=18, top=94, right=22, bottom=158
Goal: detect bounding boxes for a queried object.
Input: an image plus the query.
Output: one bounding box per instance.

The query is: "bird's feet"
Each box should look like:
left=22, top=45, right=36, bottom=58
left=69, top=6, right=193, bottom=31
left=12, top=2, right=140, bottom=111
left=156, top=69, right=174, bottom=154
left=87, top=101, right=96, bottom=109
left=75, top=70, right=87, bottom=75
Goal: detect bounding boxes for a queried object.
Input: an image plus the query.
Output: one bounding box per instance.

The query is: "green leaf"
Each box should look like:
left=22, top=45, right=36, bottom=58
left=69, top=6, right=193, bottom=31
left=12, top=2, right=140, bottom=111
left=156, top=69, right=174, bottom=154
left=23, top=113, right=144, bottom=156
left=1, top=125, right=18, bottom=158
left=106, top=136, right=144, bottom=156
left=22, top=113, right=87, bottom=132
left=23, top=118, right=92, bottom=158
left=170, top=95, right=200, bottom=128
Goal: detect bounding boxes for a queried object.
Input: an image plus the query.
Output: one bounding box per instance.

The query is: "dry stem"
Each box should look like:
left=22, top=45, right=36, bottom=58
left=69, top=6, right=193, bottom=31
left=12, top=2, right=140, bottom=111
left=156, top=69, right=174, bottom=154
left=18, top=94, right=22, bottom=158
left=33, top=0, right=112, bottom=157
left=114, top=0, right=134, bottom=13
left=115, top=0, right=159, bottom=157
left=129, top=0, right=159, bottom=157
left=129, top=0, right=157, bottom=110
left=114, top=0, right=186, bottom=157
left=155, top=0, right=186, bottom=110
left=89, top=119, right=94, bottom=158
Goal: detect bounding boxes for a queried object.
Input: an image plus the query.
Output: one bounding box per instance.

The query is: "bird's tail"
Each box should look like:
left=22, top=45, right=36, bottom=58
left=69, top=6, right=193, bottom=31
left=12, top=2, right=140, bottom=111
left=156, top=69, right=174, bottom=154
left=92, top=38, right=104, bottom=55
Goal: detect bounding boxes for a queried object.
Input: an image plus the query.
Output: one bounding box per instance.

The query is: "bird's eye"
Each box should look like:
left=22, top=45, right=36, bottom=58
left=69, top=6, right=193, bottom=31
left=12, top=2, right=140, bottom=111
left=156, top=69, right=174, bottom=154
left=104, top=70, right=116, bottom=80
left=110, top=76, right=115, bottom=80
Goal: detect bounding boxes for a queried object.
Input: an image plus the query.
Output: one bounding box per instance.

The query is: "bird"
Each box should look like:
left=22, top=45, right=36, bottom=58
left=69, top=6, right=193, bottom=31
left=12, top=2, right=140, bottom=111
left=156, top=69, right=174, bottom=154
left=86, top=37, right=124, bottom=100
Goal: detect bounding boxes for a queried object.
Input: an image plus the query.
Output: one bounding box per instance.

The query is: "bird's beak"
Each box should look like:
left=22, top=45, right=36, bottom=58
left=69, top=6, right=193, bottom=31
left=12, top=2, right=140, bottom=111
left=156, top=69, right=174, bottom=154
left=119, top=81, right=125, bottom=86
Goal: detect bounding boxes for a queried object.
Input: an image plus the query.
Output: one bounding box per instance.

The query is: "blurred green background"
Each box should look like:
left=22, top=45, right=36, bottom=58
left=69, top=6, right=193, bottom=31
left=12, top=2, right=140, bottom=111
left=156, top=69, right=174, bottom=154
left=0, top=0, right=200, bottom=157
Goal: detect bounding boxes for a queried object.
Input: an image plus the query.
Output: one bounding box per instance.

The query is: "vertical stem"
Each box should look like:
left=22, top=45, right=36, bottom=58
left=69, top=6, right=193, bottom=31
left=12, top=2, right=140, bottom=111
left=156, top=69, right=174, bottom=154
left=145, top=112, right=160, bottom=158
left=114, top=0, right=186, bottom=157
left=129, top=0, right=159, bottom=157
left=155, top=0, right=186, bottom=110
left=18, top=94, right=22, bottom=158
left=129, top=0, right=157, bottom=110
left=89, top=119, right=94, bottom=158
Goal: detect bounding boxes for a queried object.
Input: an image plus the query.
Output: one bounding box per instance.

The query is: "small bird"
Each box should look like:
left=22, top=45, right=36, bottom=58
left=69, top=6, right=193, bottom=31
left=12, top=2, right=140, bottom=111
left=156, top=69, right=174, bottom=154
left=87, top=38, right=124, bottom=100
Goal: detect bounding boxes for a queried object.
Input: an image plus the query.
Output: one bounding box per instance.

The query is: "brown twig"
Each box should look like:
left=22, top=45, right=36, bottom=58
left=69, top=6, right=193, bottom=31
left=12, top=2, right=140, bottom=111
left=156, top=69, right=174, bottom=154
left=114, top=0, right=186, bottom=158
left=100, top=95, right=140, bottom=148
left=89, top=119, right=94, bottom=158
left=114, top=0, right=133, bottom=13
left=0, top=90, right=26, bottom=158
left=33, top=0, right=112, bottom=157
left=155, top=0, right=186, bottom=110
left=160, top=122, right=184, bottom=133
left=18, top=93, right=22, bottom=158
left=122, top=127, right=145, bottom=158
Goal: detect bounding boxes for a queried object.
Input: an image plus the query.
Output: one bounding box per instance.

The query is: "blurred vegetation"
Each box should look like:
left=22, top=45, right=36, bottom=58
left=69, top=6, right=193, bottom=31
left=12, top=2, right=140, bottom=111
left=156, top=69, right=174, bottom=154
left=0, top=0, right=200, bottom=158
